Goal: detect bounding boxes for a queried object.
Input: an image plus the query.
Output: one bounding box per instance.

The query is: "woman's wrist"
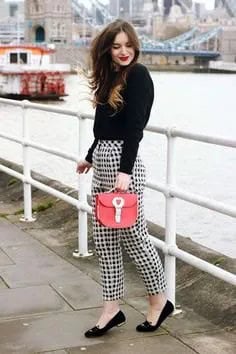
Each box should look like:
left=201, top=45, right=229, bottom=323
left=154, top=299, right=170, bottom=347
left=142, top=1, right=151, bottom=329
left=115, top=172, right=131, bottom=191
left=118, top=172, right=131, bottom=177
left=85, top=158, right=92, bottom=165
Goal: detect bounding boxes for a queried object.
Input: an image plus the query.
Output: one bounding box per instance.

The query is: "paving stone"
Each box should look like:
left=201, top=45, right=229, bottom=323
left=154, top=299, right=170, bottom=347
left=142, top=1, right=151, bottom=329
left=0, top=219, right=36, bottom=246
left=51, top=276, right=103, bottom=310
left=0, top=285, right=72, bottom=320
left=51, top=276, right=125, bottom=310
left=0, top=263, right=84, bottom=288
left=1, top=243, right=70, bottom=266
left=125, top=296, right=148, bottom=315
left=0, top=305, right=166, bottom=353
left=68, top=335, right=196, bottom=354
left=180, top=329, right=236, bottom=354
left=0, top=247, right=14, bottom=266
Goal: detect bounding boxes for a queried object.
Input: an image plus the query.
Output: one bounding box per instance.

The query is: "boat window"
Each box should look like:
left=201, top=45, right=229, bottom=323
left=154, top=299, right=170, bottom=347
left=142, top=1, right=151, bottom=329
left=10, top=53, right=27, bottom=64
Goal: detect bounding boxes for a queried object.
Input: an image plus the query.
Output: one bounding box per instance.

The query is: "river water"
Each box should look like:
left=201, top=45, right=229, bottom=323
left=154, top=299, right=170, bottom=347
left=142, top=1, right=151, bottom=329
left=0, top=72, right=235, bottom=258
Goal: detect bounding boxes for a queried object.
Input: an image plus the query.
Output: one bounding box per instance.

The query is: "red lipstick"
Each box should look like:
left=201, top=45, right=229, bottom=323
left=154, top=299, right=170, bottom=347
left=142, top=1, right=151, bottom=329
left=119, top=56, right=129, bottom=61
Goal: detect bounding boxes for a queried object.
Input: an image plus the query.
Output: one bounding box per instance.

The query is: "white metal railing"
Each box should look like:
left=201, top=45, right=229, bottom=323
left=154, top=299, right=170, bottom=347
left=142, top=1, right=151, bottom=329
left=0, top=97, right=235, bottom=307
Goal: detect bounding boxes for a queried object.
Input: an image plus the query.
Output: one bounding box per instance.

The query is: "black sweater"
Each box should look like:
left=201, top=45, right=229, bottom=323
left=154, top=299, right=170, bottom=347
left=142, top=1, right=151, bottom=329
left=85, top=63, right=154, bottom=174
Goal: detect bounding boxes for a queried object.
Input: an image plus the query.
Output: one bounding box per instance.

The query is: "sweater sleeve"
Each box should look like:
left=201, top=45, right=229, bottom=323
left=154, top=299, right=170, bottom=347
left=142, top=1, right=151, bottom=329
left=119, top=64, right=154, bottom=174
left=85, top=138, right=98, bottom=164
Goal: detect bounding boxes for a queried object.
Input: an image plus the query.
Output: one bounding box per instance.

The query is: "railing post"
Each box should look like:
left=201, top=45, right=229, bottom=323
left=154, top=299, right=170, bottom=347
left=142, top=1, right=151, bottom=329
left=20, top=100, right=35, bottom=222
left=73, top=113, right=92, bottom=258
left=165, top=127, right=177, bottom=307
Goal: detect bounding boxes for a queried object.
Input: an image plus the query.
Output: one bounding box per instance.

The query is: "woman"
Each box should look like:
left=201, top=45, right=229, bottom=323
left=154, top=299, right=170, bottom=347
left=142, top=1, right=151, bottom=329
left=76, top=19, right=173, bottom=338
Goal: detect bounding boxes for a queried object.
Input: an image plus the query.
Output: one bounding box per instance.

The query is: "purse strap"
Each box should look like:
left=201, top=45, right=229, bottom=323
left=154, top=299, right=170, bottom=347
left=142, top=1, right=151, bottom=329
left=104, top=188, right=116, bottom=193
left=104, top=188, right=130, bottom=194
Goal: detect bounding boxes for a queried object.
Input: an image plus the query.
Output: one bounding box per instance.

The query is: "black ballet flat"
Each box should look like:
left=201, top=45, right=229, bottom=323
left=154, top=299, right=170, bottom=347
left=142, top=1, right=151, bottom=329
left=84, top=310, right=126, bottom=338
left=136, top=300, right=174, bottom=332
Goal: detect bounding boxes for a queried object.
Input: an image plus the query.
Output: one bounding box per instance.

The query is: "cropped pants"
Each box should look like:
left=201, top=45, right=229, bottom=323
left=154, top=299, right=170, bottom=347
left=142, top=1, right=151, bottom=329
left=91, top=140, right=167, bottom=301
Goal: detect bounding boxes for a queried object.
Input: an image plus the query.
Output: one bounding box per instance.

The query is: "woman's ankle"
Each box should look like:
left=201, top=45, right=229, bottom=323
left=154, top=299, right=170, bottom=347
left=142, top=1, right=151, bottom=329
left=148, top=293, right=166, bottom=309
left=103, top=300, right=120, bottom=315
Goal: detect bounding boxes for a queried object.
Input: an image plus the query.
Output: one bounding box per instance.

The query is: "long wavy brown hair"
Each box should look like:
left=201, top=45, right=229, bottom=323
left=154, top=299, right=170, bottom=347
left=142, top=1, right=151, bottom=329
left=89, top=20, right=140, bottom=110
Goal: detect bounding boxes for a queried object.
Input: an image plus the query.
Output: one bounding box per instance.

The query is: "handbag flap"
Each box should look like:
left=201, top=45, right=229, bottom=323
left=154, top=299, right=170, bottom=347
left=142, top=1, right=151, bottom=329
left=97, top=193, right=137, bottom=208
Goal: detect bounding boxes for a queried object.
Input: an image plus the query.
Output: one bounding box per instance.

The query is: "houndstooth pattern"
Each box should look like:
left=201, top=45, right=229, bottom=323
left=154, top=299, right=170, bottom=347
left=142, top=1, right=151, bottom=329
left=91, top=140, right=167, bottom=301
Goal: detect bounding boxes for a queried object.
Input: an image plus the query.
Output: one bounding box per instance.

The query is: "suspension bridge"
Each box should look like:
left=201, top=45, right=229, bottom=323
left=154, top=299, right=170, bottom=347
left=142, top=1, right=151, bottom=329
left=139, top=27, right=222, bottom=58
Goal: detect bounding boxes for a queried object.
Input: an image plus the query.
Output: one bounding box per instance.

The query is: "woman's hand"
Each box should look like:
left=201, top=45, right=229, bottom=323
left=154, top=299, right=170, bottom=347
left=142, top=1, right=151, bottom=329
left=76, top=160, right=92, bottom=174
left=115, top=172, right=131, bottom=192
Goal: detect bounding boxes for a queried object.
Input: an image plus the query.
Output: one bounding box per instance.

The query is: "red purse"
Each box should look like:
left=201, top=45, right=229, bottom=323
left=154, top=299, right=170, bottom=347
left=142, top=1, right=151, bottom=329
left=95, top=192, right=138, bottom=228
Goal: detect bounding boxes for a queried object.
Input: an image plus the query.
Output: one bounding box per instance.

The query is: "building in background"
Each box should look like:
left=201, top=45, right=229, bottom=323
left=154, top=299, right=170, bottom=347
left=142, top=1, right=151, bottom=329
left=0, top=0, right=24, bottom=18
left=0, top=0, right=24, bottom=44
left=193, top=1, right=207, bottom=19
left=163, top=0, right=193, bottom=17
left=214, top=0, right=236, bottom=17
left=163, top=0, right=172, bottom=16
left=109, top=0, right=145, bottom=18
left=24, top=0, right=72, bottom=44
left=152, top=0, right=159, bottom=12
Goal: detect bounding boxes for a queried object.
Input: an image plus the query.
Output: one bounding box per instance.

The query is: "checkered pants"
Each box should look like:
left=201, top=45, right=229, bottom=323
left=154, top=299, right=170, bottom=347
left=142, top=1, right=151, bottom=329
left=91, top=140, right=167, bottom=301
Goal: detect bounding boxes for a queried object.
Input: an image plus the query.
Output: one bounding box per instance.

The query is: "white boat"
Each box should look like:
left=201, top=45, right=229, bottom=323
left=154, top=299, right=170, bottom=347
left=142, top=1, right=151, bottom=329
left=0, top=45, right=70, bottom=100
left=209, top=60, right=236, bottom=73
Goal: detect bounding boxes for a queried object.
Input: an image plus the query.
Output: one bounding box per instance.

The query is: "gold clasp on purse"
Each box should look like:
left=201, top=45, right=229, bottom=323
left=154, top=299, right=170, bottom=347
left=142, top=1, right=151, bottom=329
left=112, top=197, right=125, bottom=223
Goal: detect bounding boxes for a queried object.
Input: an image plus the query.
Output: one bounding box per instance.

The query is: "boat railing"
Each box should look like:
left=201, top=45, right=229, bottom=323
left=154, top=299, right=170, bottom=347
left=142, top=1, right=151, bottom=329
left=0, top=97, right=235, bottom=307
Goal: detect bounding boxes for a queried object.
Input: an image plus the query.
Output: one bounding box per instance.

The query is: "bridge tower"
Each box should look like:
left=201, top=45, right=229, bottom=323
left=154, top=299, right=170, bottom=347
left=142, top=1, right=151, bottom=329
left=24, top=0, right=72, bottom=44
